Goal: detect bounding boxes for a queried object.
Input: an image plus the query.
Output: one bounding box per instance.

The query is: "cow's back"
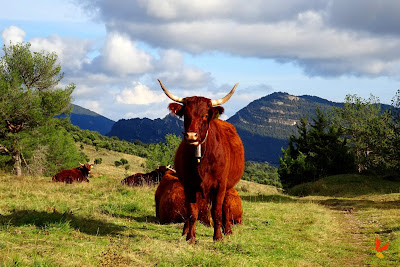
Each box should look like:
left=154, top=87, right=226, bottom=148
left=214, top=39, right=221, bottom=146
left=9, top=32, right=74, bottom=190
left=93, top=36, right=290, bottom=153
left=52, top=168, right=84, bottom=183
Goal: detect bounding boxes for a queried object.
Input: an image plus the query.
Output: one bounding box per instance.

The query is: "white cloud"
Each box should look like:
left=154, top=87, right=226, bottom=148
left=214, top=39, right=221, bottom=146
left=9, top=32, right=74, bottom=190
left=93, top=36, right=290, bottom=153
left=156, top=49, right=212, bottom=88
left=116, top=82, right=166, bottom=105
left=78, top=100, right=103, bottom=115
left=1, top=26, right=26, bottom=44
left=101, top=32, right=153, bottom=75
left=79, top=0, right=400, bottom=77
left=30, top=34, right=93, bottom=70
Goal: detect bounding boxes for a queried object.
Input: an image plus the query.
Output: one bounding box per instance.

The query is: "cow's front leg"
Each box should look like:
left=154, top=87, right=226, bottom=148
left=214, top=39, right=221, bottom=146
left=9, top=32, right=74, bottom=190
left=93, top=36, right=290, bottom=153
left=212, top=187, right=226, bottom=241
left=182, top=219, right=189, bottom=236
left=185, top=200, right=199, bottom=244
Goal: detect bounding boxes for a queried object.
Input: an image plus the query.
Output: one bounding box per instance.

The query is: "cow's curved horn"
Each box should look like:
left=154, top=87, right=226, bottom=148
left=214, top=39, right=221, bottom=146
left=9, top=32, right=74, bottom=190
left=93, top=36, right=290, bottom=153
left=211, top=83, right=238, bottom=106
left=158, top=79, right=184, bottom=103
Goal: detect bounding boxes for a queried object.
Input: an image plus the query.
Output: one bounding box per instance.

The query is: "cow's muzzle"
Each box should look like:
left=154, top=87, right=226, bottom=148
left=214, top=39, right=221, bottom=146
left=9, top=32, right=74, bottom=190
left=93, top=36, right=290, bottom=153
left=183, top=132, right=199, bottom=145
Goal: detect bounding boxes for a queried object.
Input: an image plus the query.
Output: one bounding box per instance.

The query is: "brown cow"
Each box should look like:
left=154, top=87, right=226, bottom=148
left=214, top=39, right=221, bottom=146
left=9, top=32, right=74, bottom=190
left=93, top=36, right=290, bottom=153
left=121, top=166, right=172, bottom=186
left=222, top=188, right=243, bottom=230
left=158, top=79, right=245, bottom=243
left=52, top=163, right=93, bottom=184
left=155, top=170, right=242, bottom=228
left=155, top=170, right=211, bottom=225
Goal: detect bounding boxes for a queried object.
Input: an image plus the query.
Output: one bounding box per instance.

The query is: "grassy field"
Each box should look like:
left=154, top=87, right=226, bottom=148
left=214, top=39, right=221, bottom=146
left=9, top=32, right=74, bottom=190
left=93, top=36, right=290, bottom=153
left=0, top=147, right=399, bottom=266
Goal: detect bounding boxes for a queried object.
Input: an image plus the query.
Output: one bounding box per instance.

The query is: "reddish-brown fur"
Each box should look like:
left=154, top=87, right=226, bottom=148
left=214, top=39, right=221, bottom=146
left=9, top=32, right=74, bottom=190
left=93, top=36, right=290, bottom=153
left=121, top=166, right=170, bottom=186
left=169, top=96, right=245, bottom=242
left=155, top=170, right=242, bottom=228
left=155, top=170, right=211, bottom=224
left=222, top=187, right=243, bottom=234
left=52, top=163, right=93, bottom=184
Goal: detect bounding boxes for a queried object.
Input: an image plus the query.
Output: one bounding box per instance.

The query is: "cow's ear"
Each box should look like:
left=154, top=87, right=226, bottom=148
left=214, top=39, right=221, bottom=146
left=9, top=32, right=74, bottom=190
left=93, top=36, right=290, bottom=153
left=211, top=106, right=224, bottom=119
left=168, top=103, right=184, bottom=117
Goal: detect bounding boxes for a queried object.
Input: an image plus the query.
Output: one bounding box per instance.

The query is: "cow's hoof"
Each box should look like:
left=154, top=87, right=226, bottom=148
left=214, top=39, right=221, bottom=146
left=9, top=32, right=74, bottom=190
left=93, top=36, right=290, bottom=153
left=187, top=237, right=197, bottom=244
left=224, top=229, right=233, bottom=235
left=213, top=235, right=223, bottom=241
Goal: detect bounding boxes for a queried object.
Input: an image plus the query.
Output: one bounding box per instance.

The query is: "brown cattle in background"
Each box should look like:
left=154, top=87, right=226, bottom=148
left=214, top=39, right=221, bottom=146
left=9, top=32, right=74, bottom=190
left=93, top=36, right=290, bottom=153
left=52, top=163, right=93, bottom=184
left=223, top=188, right=243, bottom=229
left=155, top=168, right=243, bottom=233
left=159, top=79, right=245, bottom=243
left=121, top=166, right=172, bottom=186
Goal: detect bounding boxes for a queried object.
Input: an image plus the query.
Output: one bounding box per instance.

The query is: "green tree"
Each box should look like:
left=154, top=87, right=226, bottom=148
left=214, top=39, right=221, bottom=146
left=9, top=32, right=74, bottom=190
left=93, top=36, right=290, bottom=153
left=242, top=161, right=281, bottom=187
left=279, top=108, right=354, bottom=188
left=333, top=94, right=394, bottom=173
left=146, top=133, right=181, bottom=171
left=0, top=42, right=75, bottom=175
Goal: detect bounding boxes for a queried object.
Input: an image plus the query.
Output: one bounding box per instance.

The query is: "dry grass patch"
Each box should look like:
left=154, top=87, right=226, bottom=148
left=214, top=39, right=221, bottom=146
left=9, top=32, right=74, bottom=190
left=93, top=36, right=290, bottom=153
left=77, top=142, right=146, bottom=179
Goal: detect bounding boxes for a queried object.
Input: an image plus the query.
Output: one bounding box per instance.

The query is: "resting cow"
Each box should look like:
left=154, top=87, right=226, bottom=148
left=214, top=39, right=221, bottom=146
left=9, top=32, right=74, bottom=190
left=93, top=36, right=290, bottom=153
left=158, top=79, right=245, bottom=243
left=52, top=163, right=93, bottom=184
left=121, top=166, right=172, bottom=186
left=155, top=170, right=242, bottom=228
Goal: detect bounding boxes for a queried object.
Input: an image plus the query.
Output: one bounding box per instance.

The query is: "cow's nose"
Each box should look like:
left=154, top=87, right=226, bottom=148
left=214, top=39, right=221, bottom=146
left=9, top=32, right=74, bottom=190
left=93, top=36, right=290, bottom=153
left=183, top=132, right=198, bottom=142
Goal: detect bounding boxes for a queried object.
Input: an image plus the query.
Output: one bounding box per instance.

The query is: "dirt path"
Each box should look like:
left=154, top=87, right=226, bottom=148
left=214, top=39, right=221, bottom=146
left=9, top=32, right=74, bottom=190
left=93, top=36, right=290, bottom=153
left=302, top=197, right=373, bottom=266
left=332, top=209, right=369, bottom=266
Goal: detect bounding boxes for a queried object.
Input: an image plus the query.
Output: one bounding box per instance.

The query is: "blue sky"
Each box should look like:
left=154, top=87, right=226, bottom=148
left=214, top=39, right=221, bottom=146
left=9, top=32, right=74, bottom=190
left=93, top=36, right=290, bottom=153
left=1, top=0, right=400, bottom=121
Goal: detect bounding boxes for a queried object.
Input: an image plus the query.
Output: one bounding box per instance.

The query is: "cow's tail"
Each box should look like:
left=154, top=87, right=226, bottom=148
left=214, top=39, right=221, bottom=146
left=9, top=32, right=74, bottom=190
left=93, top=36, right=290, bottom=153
left=52, top=175, right=57, bottom=182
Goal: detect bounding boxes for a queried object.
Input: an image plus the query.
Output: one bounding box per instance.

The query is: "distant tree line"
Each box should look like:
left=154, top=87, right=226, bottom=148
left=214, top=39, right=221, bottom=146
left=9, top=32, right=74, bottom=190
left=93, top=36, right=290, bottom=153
left=279, top=94, right=400, bottom=188
left=242, top=161, right=281, bottom=187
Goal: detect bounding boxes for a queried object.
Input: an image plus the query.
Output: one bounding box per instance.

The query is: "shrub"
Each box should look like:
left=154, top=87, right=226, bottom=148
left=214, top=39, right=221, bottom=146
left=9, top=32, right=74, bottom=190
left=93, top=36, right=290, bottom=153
left=114, top=161, right=122, bottom=167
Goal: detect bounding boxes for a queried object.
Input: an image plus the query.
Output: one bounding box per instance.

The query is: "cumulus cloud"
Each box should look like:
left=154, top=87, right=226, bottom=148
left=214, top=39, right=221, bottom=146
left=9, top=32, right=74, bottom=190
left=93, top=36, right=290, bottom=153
left=1, top=25, right=26, bottom=44
left=99, top=32, right=153, bottom=75
left=30, top=34, right=93, bottom=71
left=156, top=49, right=212, bottom=88
left=78, top=100, right=103, bottom=115
left=116, top=82, right=166, bottom=105
left=77, top=0, right=400, bottom=77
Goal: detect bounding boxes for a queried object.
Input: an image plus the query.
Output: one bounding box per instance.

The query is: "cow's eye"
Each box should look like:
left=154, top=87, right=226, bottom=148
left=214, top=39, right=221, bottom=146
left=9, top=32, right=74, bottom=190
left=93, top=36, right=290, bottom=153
left=204, top=114, right=209, bottom=120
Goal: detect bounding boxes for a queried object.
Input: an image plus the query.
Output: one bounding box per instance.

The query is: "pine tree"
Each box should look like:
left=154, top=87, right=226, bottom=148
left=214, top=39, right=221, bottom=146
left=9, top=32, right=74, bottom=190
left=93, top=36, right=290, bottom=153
left=279, top=108, right=354, bottom=188
left=333, top=94, right=394, bottom=174
left=0, top=42, right=75, bottom=175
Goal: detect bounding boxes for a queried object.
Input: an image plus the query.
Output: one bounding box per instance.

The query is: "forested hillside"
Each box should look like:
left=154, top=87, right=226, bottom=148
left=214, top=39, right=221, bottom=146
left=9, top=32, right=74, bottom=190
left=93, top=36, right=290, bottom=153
left=106, top=114, right=183, bottom=143
left=227, top=92, right=343, bottom=164
left=104, top=92, right=346, bottom=164
left=66, top=104, right=115, bottom=135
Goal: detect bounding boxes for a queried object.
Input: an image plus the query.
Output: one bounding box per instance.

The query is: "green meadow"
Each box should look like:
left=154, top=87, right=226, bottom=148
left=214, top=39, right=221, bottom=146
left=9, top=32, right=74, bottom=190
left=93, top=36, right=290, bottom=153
left=0, top=147, right=399, bottom=266
left=0, top=174, right=398, bottom=266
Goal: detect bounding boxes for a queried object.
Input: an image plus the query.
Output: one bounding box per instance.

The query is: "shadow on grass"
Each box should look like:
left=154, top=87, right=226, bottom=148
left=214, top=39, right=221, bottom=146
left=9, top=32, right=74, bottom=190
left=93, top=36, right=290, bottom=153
left=102, top=212, right=159, bottom=224
left=131, top=215, right=159, bottom=223
left=241, top=194, right=297, bottom=203
left=0, top=209, right=125, bottom=236
left=375, top=226, right=400, bottom=235
left=312, top=198, right=400, bottom=211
